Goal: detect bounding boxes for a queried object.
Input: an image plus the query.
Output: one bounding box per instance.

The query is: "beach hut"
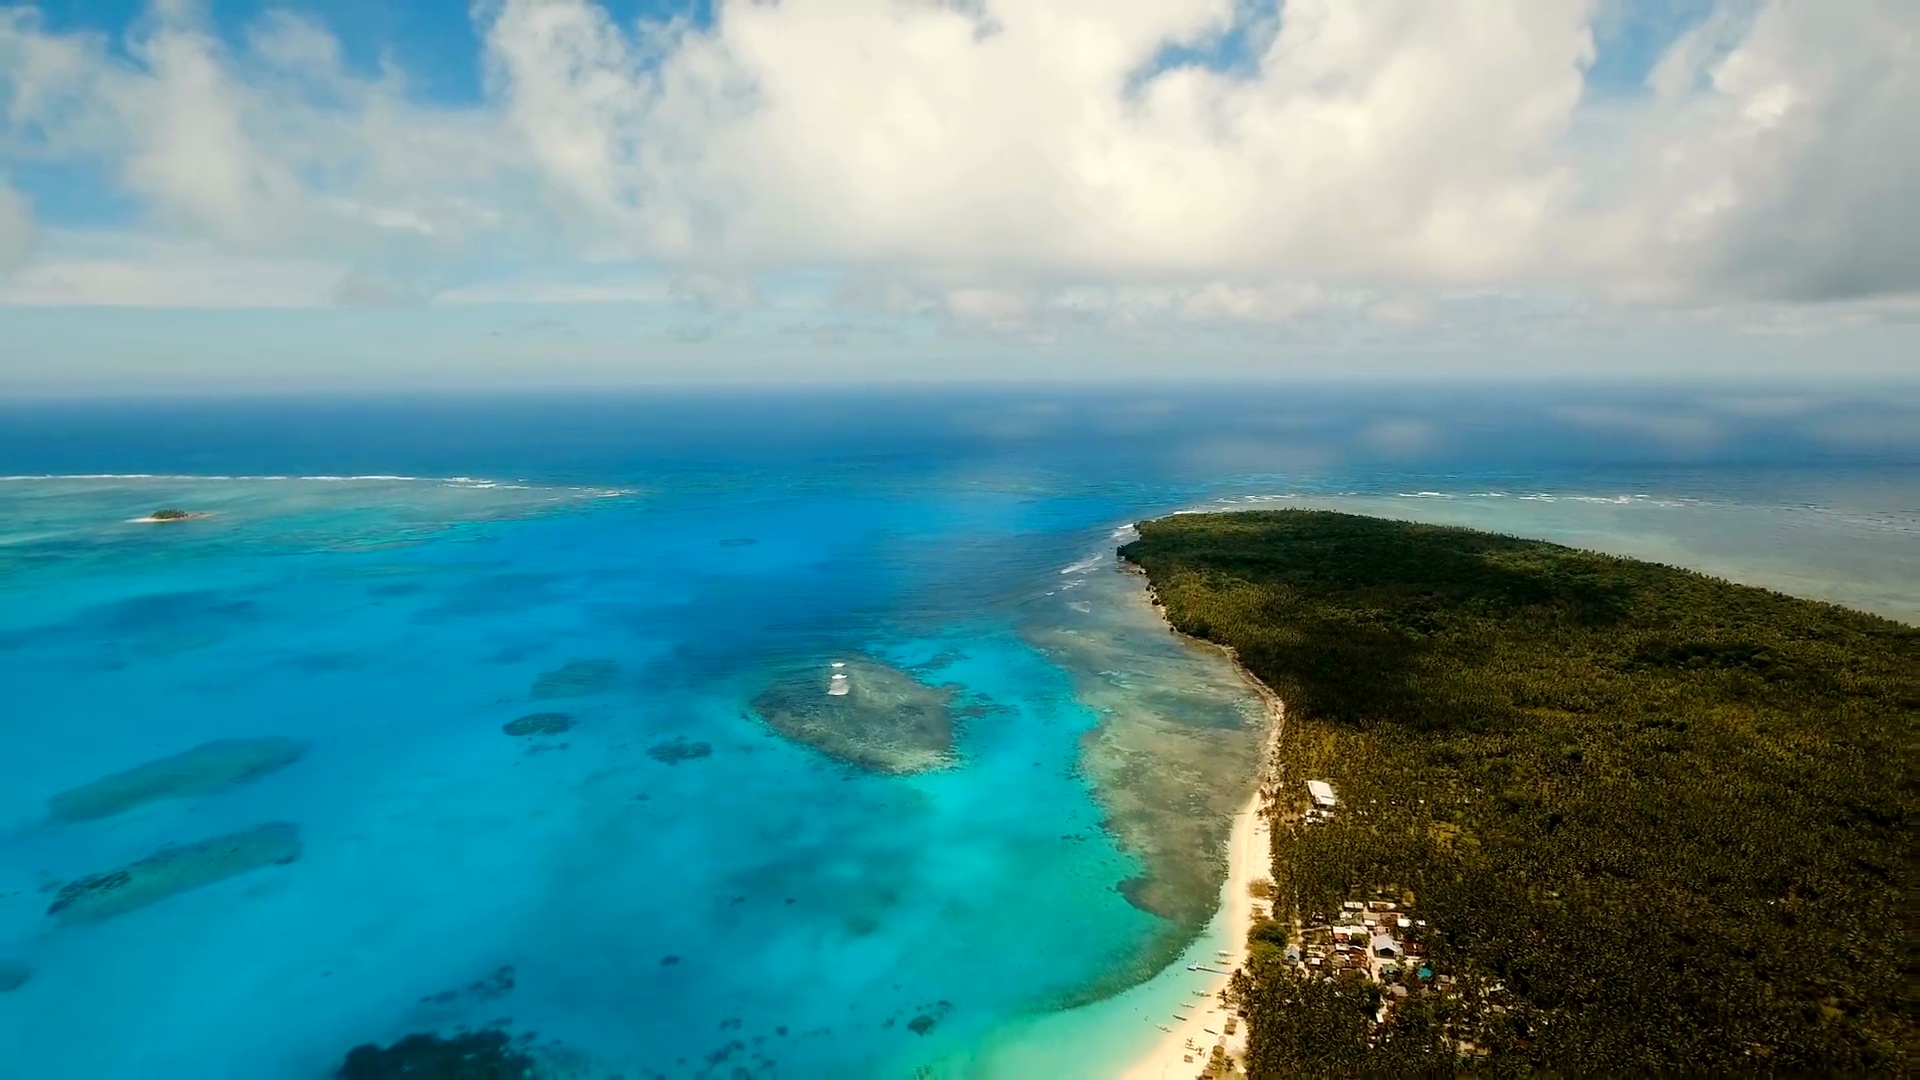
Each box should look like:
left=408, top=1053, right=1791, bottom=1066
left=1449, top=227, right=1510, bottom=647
left=1306, top=780, right=1338, bottom=809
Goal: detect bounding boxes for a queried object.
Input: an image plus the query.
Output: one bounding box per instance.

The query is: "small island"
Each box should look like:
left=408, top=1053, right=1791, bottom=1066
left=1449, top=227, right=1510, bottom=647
left=1120, top=510, right=1915, bottom=1074
left=138, top=508, right=212, bottom=523
left=751, top=657, right=959, bottom=774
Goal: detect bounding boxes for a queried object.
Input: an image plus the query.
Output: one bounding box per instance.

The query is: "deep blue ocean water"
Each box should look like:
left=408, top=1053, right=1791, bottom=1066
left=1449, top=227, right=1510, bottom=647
left=0, top=386, right=1913, bottom=1078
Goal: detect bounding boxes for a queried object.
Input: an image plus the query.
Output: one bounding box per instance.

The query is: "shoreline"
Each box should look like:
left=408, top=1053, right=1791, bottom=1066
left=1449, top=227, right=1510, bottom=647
left=1119, top=561, right=1286, bottom=1080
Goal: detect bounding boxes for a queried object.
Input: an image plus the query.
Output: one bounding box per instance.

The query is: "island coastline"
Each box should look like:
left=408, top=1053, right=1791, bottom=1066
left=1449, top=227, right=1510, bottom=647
left=1117, top=508, right=1916, bottom=1072
left=1116, top=751, right=1273, bottom=1079
left=1112, top=549, right=1287, bottom=1080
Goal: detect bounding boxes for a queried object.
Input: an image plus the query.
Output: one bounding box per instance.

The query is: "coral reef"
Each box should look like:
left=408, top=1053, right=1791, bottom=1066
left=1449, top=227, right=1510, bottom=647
left=419, top=966, right=516, bottom=1007
left=46, top=822, right=302, bottom=923
left=0, top=961, right=30, bottom=993
left=750, top=657, right=957, bottom=774
left=530, top=660, right=620, bottom=699
left=645, top=738, right=712, bottom=764
left=501, top=714, right=573, bottom=737
left=48, top=738, right=308, bottom=823
left=337, top=1030, right=538, bottom=1080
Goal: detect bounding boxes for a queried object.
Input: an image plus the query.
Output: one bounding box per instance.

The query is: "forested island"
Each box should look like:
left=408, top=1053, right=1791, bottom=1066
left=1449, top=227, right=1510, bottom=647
left=1120, top=510, right=1915, bottom=1075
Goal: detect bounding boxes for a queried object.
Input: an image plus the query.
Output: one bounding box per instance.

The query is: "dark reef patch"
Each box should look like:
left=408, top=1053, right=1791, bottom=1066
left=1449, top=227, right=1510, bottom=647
left=502, top=713, right=574, bottom=737
left=419, top=966, right=516, bottom=1007
left=750, top=657, right=958, bottom=774
left=531, top=659, right=620, bottom=699
left=719, top=537, right=758, bottom=547
left=0, top=961, right=31, bottom=993
left=338, top=1030, right=538, bottom=1080
left=646, top=738, right=712, bottom=765
left=25, top=589, right=261, bottom=658
left=422, top=574, right=564, bottom=619
left=47, top=822, right=301, bottom=923
left=901, top=1000, right=953, bottom=1036
left=47, top=737, right=307, bottom=823
left=88, top=590, right=256, bottom=635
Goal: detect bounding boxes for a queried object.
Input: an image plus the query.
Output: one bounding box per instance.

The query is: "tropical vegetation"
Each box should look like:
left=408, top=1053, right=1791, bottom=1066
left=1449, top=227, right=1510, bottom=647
left=1121, top=510, right=1916, bottom=1074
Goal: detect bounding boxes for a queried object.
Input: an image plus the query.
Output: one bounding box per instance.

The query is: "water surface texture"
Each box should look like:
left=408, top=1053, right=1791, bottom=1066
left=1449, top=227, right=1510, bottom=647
left=1, top=388, right=1913, bottom=1077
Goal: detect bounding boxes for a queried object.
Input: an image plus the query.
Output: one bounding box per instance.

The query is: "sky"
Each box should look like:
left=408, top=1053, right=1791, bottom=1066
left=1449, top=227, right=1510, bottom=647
left=0, top=0, right=1916, bottom=392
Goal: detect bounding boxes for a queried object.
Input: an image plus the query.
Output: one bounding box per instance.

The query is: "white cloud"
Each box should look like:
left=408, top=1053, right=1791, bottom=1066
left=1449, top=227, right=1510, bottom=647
left=435, top=276, right=673, bottom=305
left=0, top=4, right=521, bottom=262
left=0, top=233, right=339, bottom=306
left=944, top=287, right=1031, bottom=327
left=331, top=272, right=429, bottom=308
left=486, top=0, right=1599, bottom=284
left=1367, top=297, right=1433, bottom=326
left=1177, top=282, right=1325, bottom=323
left=1584, top=2, right=1920, bottom=305
left=669, top=271, right=762, bottom=311
left=0, top=0, right=1916, bottom=332
left=0, top=180, right=34, bottom=274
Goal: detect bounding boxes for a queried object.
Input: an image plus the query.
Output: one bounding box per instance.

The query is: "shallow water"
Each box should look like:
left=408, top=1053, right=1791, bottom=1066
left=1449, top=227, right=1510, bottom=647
left=0, top=389, right=1912, bottom=1078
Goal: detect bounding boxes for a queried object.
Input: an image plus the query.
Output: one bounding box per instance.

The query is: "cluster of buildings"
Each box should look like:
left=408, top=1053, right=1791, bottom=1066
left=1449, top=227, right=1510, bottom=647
left=1291, top=781, right=1452, bottom=1017
left=1296, top=896, right=1432, bottom=988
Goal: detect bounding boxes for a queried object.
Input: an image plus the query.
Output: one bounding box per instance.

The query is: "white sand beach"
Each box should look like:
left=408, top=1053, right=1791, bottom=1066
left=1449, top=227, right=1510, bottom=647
left=1117, top=785, right=1270, bottom=1080
left=1120, top=669, right=1282, bottom=1080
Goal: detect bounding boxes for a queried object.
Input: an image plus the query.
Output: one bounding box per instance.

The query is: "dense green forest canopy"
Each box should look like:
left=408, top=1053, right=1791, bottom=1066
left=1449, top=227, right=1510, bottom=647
left=1120, top=510, right=1917, bottom=1075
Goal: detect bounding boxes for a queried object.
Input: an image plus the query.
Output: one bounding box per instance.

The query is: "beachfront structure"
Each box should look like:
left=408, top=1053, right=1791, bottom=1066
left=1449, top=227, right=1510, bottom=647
left=1307, top=780, right=1338, bottom=809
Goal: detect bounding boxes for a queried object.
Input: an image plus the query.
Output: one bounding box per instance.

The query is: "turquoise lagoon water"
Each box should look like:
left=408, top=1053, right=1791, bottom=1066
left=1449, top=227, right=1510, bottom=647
left=0, top=388, right=1913, bottom=1078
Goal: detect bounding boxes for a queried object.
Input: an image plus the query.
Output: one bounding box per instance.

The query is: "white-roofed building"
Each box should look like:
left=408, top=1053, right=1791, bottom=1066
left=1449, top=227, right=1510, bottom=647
left=1307, top=780, right=1338, bottom=809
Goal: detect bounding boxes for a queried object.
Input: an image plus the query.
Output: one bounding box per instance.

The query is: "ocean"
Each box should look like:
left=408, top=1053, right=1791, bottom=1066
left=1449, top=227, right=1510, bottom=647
left=0, top=385, right=1913, bottom=1078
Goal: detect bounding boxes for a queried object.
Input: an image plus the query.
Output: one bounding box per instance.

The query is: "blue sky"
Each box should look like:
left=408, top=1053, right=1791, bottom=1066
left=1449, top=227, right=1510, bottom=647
left=1, top=0, right=1916, bottom=392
